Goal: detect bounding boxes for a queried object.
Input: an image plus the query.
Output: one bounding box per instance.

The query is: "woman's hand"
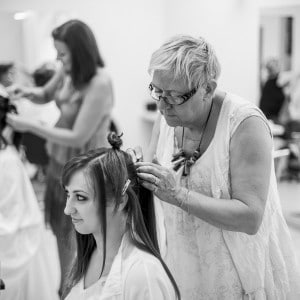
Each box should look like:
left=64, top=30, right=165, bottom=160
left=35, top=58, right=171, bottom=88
left=7, top=85, right=35, bottom=101
left=6, top=113, right=36, bottom=132
left=136, top=157, right=181, bottom=206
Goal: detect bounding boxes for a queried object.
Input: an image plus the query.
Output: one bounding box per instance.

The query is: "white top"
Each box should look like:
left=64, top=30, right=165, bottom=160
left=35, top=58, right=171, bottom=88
left=0, top=146, right=60, bottom=300
left=155, top=93, right=300, bottom=299
left=65, top=233, right=176, bottom=300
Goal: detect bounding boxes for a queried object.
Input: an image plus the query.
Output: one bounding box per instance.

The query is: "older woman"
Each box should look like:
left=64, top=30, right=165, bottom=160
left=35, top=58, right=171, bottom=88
left=136, top=35, right=300, bottom=299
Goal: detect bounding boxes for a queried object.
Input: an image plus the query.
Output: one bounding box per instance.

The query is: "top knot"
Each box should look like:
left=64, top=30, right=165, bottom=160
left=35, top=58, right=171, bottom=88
left=107, top=132, right=123, bottom=150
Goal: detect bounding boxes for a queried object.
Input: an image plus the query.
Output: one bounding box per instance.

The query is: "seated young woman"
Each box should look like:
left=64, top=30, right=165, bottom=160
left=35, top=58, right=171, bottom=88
left=61, top=132, right=180, bottom=300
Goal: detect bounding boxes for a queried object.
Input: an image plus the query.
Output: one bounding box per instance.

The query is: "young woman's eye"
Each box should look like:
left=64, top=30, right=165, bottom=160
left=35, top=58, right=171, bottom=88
left=76, top=195, right=87, bottom=201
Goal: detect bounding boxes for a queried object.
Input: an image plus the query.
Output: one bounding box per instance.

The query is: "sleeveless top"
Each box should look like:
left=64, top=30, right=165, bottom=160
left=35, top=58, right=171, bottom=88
left=155, top=93, right=300, bottom=299
left=46, top=75, right=111, bottom=169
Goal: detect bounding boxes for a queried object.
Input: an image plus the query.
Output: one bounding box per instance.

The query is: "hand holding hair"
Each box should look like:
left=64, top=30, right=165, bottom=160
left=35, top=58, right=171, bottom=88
left=136, top=159, right=182, bottom=206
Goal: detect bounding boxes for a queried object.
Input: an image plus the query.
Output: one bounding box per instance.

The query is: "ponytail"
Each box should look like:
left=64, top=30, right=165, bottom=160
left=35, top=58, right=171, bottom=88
left=125, top=181, right=181, bottom=299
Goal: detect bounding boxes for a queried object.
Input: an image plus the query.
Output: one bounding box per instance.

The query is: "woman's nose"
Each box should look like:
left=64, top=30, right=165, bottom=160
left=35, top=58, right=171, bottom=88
left=158, top=96, right=172, bottom=110
left=64, top=197, right=76, bottom=216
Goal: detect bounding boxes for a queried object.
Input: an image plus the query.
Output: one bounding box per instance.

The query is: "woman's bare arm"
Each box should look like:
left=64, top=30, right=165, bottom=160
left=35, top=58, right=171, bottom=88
left=9, top=71, right=113, bottom=147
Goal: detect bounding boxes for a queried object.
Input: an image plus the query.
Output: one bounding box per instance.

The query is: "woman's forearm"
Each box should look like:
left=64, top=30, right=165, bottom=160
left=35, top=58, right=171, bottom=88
left=28, top=67, right=63, bottom=103
left=27, top=122, right=87, bottom=147
left=174, top=187, right=263, bottom=235
left=25, top=87, right=48, bottom=104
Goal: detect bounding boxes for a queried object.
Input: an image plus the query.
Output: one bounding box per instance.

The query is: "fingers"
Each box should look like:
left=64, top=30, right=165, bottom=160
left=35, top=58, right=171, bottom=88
left=139, top=178, right=158, bottom=193
left=136, top=165, right=163, bottom=179
left=136, top=161, right=164, bottom=171
left=137, top=172, right=159, bottom=185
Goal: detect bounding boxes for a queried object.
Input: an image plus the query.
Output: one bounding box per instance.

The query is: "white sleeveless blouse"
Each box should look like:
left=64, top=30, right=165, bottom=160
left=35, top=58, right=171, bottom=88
left=155, top=93, right=300, bottom=299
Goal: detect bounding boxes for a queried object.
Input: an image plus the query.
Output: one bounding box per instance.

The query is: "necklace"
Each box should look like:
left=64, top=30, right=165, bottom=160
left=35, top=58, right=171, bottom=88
left=171, top=99, right=214, bottom=176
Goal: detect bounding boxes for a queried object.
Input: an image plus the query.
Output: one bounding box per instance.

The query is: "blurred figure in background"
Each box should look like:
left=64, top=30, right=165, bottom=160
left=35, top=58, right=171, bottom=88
left=285, top=73, right=300, bottom=134
left=0, top=62, right=14, bottom=94
left=259, top=58, right=289, bottom=123
left=7, top=19, right=114, bottom=294
left=0, top=91, right=60, bottom=300
left=21, top=62, right=57, bottom=180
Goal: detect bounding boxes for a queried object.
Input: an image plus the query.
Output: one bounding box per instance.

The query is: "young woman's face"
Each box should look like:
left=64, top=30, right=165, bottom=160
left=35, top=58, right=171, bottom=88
left=64, top=169, right=101, bottom=235
left=54, top=40, right=72, bottom=73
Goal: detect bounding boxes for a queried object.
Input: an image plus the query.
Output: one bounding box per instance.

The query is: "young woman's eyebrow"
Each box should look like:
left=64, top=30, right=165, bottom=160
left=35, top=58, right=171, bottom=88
left=72, top=190, right=89, bottom=195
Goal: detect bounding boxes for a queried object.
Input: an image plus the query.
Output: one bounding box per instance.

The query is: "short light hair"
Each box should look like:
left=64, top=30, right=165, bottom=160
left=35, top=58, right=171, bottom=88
left=148, top=35, right=221, bottom=89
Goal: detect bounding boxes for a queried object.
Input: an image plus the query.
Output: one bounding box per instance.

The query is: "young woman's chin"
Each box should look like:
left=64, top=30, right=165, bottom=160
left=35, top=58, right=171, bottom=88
left=73, top=223, right=91, bottom=235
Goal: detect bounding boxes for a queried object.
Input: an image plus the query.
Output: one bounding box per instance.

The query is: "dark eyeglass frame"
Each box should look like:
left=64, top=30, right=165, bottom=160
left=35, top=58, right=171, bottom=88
left=149, top=83, right=198, bottom=106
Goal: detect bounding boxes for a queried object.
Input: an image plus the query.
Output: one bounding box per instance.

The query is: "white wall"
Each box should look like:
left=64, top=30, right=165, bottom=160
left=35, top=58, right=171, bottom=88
left=0, top=0, right=260, bottom=149
left=162, top=0, right=260, bottom=103
left=259, top=0, right=300, bottom=8
left=0, top=12, right=23, bottom=64
left=293, top=9, right=300, bottom=70
left=260, top=4, right=300, bottom=73
left=260, top=16, right=282, bottom=64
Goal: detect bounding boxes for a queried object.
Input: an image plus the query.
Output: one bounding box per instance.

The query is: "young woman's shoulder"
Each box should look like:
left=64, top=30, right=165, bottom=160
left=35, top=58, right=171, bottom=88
left=123, top=250, right=175, bottom=300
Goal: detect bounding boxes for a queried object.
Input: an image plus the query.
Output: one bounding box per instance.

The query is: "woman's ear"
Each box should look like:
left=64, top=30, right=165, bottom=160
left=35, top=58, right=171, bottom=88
left=205, top=80, right=217, bottom=98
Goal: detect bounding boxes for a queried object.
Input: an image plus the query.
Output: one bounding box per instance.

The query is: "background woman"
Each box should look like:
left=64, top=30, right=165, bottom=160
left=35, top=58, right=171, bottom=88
left=7, top=19, right=114, bottom=293
left=61, top=133, right=180, bottom=299
left=136, top=35, right=300, bottom=299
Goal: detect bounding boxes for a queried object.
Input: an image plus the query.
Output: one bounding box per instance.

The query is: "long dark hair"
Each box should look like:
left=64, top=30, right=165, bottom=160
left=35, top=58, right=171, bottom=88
left=52, top=19, right=104, bottom=89
left=61, top=132, right=180, bottom=299
left=0, top=95, right=22, bottom=150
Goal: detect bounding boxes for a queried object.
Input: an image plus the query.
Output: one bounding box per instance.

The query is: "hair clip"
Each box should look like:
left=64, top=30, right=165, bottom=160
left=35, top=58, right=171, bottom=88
left=121, top=179, right=131, bottom=195
left=126, top=146, right=143, bottom=163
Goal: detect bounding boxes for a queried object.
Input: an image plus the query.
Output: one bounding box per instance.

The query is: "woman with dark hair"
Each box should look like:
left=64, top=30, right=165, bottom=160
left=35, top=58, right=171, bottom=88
left=61, top=132, right=180, bottom=300
left=0, top=92, right=60, bottom=300
left=7, top=19, right=114, bottom=292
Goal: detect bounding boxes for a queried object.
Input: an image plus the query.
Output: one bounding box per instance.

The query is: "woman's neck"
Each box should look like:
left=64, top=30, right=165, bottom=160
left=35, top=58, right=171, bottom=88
left=184, top=98, right=213, bottom=139
left=93, top=225, right=126, bottom=260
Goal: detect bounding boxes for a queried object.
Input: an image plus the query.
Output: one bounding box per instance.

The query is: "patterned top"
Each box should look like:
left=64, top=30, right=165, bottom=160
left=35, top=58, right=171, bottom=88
left=155, top=93, right=300, bottom=299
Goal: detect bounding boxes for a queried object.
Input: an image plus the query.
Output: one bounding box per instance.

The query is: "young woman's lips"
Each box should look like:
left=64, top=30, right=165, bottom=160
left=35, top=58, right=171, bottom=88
left=71, top=218, right=83, bottom=223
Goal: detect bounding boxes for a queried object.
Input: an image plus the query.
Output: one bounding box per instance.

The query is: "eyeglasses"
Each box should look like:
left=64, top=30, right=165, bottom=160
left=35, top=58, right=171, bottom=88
left=149, top=83, right=198, bottom=106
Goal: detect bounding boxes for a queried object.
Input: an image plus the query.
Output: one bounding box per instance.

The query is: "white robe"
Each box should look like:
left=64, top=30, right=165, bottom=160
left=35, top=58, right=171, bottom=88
left=65, top=233, right=176, bottom=300
left=0, top=145, right=60, bottom=300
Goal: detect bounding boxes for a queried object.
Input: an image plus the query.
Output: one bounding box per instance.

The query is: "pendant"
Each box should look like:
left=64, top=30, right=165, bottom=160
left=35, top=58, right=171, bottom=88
left=172, top=147, right=202, bottom=176
left=171, top=149, right=186, bottom=172
left=171, top=149, right=185, bottom=162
